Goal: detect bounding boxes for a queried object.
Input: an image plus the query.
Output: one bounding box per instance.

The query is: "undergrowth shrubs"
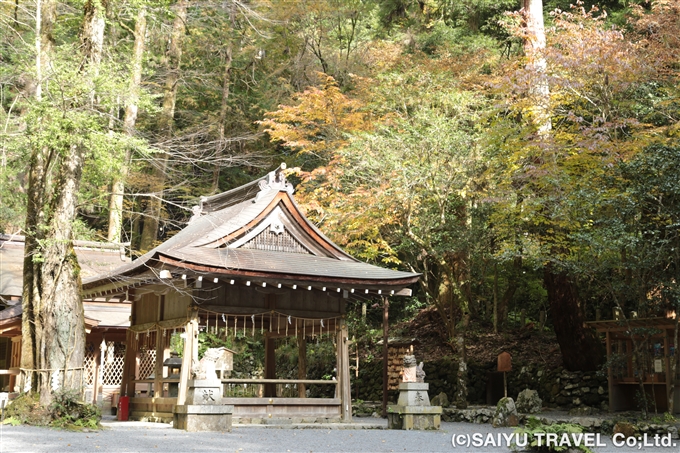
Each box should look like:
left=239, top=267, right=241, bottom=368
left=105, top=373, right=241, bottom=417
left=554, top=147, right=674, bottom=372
left=2, top=389, right=101, bottom=430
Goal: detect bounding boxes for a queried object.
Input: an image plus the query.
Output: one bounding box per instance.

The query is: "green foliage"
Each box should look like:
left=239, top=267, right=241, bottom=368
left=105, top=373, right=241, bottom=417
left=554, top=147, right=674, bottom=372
left=2, top=393, right=51, bottom=426
left=514, top=417, right=594, bottom=453
left=48, top=389, right=101, bottom=430
left=2, top=390, right=100, bottom=429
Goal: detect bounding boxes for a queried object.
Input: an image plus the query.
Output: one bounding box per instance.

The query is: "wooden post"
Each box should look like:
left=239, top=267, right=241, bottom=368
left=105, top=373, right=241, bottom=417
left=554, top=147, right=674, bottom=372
left=177, top=308, right=198, bottom=405
left=297, top=337, right=307, bottom=398
left=606, top=330, right=613, bottom=412
left=265, top=334, right=276, bottom=397
left=336, top=318, right=351, bottom=422
left=665, top=329, right=671, bottom=411
left=120, top=330, right=135, bottom=397
left=153, top=329, right=164, bottom=398
left=382, top=296, right=389, bottom=417
left=9, top=336, right=21, bottom=392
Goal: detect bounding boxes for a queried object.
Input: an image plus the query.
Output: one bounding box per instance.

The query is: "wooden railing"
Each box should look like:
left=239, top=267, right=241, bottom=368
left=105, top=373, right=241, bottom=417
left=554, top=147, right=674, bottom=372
left=129, top=377, right=338, bottom=398
left=221, top=378, right=337, bottom=398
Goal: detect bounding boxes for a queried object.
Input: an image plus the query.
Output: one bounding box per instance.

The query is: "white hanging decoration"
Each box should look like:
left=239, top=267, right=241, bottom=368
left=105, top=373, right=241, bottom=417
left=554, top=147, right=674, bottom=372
left=251, top=314, right=255, bottom=336
left=24, top=374, right=32, bottom=393
left=51, top=370, right=61, bottom=391
left=222, top=314, right=226, bottom=323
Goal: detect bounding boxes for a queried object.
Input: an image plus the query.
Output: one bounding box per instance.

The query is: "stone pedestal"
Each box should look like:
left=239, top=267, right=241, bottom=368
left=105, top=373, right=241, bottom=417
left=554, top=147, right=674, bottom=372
left=173, top=379, right=233, bottom=432
left=387, top=383, right=442, bottom=430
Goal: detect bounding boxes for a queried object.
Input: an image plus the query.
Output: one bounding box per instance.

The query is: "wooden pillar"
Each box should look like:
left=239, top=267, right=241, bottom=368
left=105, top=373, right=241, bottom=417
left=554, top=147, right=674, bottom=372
left=665, top=329, right=671, bottom=411
left=92, top=337, right=103, bottom=404
left=382, top=296, right=389, bottom=417
left=606, top=330, right=613, bottom=412
left=177, top=308, right=198, bottom=405
left=264, top=334, right=276, bottom=397
left=9, top=336, right=21, bottom=392
left=120, top=330, right=135, bottom=396
left=298, top=337, right=307, bottom=398
left=336, top=318, right=351, bottom=422
left=153, top=329, right=164, bottom=398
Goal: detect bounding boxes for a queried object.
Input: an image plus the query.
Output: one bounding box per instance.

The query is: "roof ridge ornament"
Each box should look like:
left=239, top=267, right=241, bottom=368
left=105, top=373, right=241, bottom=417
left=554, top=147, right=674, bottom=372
left=255, top=163, right=292, bottom=202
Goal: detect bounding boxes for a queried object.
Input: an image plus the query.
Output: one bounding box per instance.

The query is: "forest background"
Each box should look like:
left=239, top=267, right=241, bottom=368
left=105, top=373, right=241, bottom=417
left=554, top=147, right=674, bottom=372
left=1, top=0, right=680, bottom=401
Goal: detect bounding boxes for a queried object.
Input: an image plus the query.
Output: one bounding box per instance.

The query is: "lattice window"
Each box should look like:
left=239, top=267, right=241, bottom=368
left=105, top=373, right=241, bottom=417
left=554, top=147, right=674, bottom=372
left=241, top=228, right=310, bottom=254
left=138, top=349, right=156, bottom=380
left=102, top=342, right=125, bottom=386
left=83, top=342, right=96, bottom=387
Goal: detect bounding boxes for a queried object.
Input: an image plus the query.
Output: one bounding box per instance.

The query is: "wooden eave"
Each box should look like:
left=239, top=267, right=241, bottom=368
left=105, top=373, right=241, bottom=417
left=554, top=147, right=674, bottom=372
left=157, top=255, right=420, bottom=289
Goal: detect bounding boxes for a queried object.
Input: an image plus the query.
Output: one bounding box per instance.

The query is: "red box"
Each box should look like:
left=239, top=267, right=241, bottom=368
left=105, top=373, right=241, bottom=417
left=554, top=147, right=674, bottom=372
left=117, top=396, right=129, bottom=421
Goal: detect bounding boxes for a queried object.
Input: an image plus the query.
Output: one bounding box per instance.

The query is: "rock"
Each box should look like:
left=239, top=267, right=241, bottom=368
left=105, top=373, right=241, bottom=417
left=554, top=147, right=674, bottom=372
left=613, top=422, right=638, bottom=439
left=516, top=389, right=542, bottom=414
left=430, top=392, right=449, bottom=408
left=492, top=397, right=519, bottom=428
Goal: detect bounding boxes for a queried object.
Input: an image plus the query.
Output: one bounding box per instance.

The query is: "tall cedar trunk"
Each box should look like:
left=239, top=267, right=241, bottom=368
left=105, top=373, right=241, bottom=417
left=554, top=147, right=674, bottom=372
left=211, top=4, right=235, bottom=192
left=139, top=0, right=187, bottom=251
left=21, top=0, right=106, bottom=406
left=544, top=267, right=604, bottom=371
left=107, top=5, right=147, bottom=242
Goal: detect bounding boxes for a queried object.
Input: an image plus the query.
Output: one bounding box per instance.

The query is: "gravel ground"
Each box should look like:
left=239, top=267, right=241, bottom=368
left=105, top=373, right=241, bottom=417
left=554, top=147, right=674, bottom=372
left=1, top=421, right=678, bottom=453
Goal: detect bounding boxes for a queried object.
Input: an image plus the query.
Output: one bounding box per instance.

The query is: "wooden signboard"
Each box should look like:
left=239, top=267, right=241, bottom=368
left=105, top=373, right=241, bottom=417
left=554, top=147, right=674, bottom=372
left=497, top=352, right=512, bottom=372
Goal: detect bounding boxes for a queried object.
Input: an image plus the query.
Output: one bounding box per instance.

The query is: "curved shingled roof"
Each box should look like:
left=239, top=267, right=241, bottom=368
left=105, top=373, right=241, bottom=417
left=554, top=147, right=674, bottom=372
left=82, top=167, right=419, bottom=296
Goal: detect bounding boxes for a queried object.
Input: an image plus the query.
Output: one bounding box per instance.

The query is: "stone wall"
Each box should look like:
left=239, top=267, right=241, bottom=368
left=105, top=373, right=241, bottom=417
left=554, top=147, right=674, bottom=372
left=351, top=358, right=609, bottom=411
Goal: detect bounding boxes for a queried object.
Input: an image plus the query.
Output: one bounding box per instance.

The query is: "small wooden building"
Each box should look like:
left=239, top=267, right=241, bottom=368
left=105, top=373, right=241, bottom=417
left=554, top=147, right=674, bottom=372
left=588, top=316, right=680, bottom=414
left=0, top=234, right=131, bottom=408
left=82, top=166, right=420, bottom=423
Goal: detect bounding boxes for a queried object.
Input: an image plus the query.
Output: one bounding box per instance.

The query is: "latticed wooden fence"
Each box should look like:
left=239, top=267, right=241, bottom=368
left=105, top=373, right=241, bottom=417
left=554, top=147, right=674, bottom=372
left=83, top=341, right=127, bottom=388
left=103, top=341, right=125, bottom=386
left=138, top=348, right=156, bottom=380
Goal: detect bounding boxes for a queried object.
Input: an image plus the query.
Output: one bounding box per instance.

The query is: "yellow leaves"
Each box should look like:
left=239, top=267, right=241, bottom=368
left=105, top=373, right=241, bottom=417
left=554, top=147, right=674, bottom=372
left=257, top=73, right=368, bottom=159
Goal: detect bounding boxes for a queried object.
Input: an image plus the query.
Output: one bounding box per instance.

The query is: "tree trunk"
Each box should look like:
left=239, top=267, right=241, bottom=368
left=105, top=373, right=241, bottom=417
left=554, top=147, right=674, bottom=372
left=211, top=4, right=235, bottom=193
left=21, top=0, right=107, bottom=406
left=22, top=145, right=86, bottom=406
left=108, top=5, right=147, bottom=242
left=522, top=0, right=551, bottom=134
left=544, top=266, right=604, bottom=371
left=139, top=0, right=187, bottom=251
left=80, top=0, right=108, bottom=73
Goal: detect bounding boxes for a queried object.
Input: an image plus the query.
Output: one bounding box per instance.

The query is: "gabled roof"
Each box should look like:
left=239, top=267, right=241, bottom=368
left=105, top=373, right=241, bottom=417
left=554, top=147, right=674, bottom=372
left=0, top=300, right=130, bottom=336
left=83, top=166, right=420, bottom=297
left=0, top=234, right=129, bottom=298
